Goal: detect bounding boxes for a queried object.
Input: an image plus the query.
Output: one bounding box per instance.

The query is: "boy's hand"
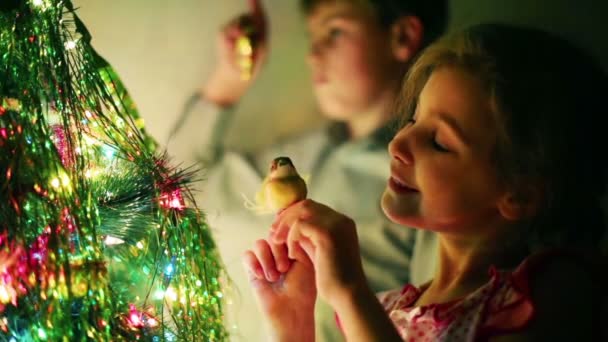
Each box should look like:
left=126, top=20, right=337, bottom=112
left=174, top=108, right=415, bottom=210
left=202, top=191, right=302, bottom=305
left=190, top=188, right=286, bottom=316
left=202, top=0, right=268, bottom=107
left=242, top=238, right=316, bottom=340
left=270, top=199, right=370, bottom=308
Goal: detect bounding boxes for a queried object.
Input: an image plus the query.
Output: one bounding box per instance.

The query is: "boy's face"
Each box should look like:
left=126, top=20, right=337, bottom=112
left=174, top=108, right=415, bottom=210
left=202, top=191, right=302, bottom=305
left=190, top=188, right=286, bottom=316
left=382, top=67, right=509, bottom=233
left=306, top=2, right=402, bottom=120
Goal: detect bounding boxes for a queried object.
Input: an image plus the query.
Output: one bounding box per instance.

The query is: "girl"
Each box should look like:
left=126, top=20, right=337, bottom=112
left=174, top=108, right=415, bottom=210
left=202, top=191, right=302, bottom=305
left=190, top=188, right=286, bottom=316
left=243, top=23, right=608, bottom=341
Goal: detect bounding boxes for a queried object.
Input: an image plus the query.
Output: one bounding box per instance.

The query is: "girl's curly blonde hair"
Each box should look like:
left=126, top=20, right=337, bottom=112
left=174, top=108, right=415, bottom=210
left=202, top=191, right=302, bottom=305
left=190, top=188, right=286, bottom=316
left=396, top=23, right=608, bottom=252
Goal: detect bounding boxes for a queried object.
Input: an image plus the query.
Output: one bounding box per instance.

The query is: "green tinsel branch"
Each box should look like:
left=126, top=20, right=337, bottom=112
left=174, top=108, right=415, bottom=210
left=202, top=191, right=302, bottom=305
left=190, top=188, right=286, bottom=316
left=1, top=1, right=228, bottom=340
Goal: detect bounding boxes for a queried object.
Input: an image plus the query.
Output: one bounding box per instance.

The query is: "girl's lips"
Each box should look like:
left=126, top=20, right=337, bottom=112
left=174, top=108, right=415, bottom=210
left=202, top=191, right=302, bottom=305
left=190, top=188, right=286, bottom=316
left=388, top=177, right=419, bottom=194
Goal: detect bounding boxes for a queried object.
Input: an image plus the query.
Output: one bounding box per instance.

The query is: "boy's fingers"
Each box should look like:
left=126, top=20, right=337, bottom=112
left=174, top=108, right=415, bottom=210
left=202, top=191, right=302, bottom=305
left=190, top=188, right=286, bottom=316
left=248, top=0, right=264, bottom=17
left=247, top=0, right=267, bottom=47
left=224, top=24, right=242, bottom=39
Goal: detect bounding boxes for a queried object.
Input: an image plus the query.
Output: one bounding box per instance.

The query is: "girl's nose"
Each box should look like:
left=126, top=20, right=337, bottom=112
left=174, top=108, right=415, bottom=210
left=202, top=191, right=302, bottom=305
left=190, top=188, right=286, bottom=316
left=389, top=130, right=414, bottom=165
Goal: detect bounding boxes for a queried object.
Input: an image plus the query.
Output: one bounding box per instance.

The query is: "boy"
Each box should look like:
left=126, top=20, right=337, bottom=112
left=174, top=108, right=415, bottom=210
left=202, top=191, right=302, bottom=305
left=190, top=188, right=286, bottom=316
left=167, top=0, right=447, bottom=340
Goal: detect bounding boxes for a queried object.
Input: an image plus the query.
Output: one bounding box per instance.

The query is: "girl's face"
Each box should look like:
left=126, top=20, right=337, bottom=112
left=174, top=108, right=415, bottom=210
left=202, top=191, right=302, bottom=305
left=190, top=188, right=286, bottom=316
left=306, top=2, right=401, bottom=120
left=382, top=67, right=508, bottom=232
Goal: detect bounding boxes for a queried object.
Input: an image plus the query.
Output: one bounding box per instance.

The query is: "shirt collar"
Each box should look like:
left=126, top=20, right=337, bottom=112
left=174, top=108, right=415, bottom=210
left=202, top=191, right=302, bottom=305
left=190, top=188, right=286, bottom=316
left=327, top=120, right=398, bottom=147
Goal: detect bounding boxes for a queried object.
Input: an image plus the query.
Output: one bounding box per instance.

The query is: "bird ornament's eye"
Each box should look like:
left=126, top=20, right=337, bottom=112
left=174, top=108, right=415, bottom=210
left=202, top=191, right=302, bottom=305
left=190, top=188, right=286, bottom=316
left=244, top=156, right=308, bottom=215
left=274, top=156, right=293, bottom=168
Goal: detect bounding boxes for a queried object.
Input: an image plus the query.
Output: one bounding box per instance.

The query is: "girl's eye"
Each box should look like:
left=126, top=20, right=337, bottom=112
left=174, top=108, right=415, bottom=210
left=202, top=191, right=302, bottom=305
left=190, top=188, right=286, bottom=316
left=432, top=137, right=450, bottom=152
left=401, top=118, right=450, bottom=152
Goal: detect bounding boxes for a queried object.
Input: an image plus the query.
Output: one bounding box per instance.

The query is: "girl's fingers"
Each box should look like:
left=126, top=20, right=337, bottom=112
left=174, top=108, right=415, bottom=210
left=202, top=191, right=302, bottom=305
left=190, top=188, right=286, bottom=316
left=253, top=239, right=280, bottom=282
left=242, top=250, right=265, bottom=280
left=268, top=241, right=290, bottom=273
left=271, top=199, right=325, bottom=253
left=290, top=240, right=314, bottom=266
left=286, top=217, right=324, bottom=263
left=299, top=238, right=316, bottom=263
left=288, top=216, right=326, bottom=254
left=272, top=199, right=314, bottom=242
left=270, top=211, right=291, bottom=244
left=286, top=220, right=303, bottom=260
left=270, top=219, right=289, bottom=244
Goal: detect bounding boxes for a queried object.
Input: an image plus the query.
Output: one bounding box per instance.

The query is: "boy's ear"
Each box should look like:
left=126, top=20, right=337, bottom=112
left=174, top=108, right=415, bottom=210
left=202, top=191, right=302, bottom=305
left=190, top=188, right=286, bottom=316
left=497, top=186, right=543, bottom=221
left=390, top=15, right=424, bottom=62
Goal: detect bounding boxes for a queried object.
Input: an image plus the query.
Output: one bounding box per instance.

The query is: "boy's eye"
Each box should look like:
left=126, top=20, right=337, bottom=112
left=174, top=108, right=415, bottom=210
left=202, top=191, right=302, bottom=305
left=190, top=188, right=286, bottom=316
left=328, top=27, right=343, bottom=40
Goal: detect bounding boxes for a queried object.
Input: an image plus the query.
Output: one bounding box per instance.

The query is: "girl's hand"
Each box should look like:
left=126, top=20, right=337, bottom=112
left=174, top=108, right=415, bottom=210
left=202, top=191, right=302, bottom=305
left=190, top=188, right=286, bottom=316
left=202, top=0, right=268, bottom=106
left=242, top=239, right=316, bottom=341
left=270, top=199, right=370, bottom=308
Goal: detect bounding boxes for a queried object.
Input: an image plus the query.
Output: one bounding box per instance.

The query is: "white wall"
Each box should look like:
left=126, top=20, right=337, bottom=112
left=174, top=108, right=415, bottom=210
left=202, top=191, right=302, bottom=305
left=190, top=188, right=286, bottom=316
left=76, top=0, right=320, bottom=152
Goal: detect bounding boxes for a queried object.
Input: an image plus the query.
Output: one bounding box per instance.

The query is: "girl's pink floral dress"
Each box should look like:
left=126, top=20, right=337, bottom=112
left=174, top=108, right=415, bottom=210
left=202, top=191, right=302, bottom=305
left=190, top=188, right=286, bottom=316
left=376, top=251, right=589, bottom=341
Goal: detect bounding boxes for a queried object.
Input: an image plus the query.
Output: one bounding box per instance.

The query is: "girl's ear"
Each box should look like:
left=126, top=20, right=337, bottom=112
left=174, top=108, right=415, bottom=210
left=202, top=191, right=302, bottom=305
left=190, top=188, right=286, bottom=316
left=497, top=186, right=543, bottom=221
left=390, top=15, right=424, bottom=62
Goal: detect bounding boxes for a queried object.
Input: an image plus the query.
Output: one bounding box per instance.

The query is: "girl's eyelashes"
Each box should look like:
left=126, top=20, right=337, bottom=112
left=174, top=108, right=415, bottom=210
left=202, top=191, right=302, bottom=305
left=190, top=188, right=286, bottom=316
left=403, top=118, right=416, bottom=128
left=432, top=137, right=450, bottom=152
left=403, top=118, right=451, bottom=152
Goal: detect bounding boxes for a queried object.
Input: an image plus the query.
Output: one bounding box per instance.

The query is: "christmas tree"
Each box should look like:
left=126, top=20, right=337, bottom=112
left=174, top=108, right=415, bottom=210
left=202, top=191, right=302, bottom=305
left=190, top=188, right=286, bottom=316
left=0, top=0, right=227, bottom=340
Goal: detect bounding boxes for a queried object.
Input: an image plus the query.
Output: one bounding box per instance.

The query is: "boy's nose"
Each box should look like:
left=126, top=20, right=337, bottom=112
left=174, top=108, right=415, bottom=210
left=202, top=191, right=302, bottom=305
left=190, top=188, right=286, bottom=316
left=306, top=43, right=322, bottom=68
left=388, top=132, right=414, bottom=165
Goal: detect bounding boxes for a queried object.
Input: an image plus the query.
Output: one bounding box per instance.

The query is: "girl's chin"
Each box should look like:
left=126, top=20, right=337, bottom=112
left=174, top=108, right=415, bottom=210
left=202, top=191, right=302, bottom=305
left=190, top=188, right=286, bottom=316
left=381, top=197, right=423, bottom=228
left=381, top=205, right=446, bottom=231
left=382, top=189, right=407, bottom=212
left=388, top=216, right=426, bottom=229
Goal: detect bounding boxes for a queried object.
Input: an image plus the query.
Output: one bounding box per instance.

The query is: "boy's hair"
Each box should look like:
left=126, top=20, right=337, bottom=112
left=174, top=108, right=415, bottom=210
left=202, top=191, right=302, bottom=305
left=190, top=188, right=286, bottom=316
left=398, top=23, right=608, bottom=251
left=299, top=0, right=448, bottom=47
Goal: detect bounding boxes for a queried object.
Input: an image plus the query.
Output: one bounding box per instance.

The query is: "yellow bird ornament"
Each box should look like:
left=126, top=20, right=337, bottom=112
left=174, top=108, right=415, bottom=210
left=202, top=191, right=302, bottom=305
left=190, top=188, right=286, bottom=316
left=245, top=156, right=307, bottom=214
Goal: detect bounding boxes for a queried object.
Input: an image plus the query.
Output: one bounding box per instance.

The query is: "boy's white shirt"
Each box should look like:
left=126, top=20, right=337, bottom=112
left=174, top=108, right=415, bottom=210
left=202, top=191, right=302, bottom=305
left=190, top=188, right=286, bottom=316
left=166, top=97, right=438, bottom=342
